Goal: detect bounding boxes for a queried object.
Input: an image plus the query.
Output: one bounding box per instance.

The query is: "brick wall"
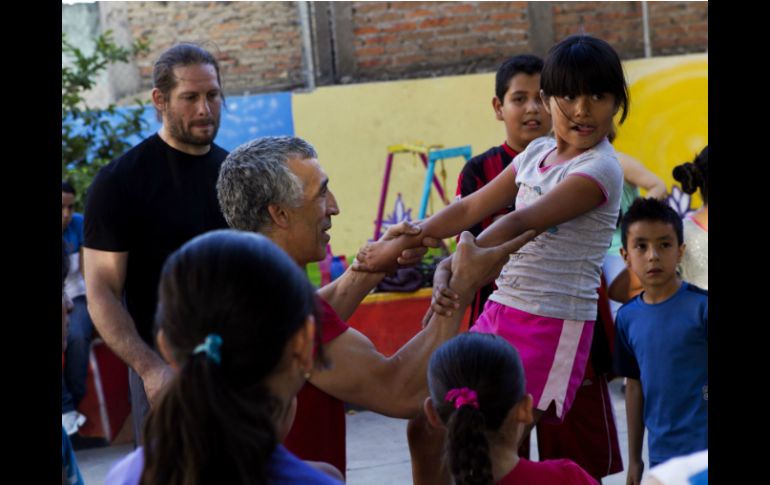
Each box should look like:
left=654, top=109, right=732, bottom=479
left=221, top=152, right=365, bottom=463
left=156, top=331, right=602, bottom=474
left=349, top=1, right=531, bottom=80
left=346, top=1, right=706, bottom=82
left=104, top=1, right=305, bottom=96
left=649, top=2, right=708, bottom=55
left=551, top=1, right=707, bottom=58
left=552, top=2, right=645, bottom=59
left=71, top=1, right=706, bottom=99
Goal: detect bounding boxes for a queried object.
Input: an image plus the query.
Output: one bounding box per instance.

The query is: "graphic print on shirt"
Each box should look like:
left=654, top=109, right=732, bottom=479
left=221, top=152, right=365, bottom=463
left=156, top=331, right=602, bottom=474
left=517, top=182, right=558, bottom=234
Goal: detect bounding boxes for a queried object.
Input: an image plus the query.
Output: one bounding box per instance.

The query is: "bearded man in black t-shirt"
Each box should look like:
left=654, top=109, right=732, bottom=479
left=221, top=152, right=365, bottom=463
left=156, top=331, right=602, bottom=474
left=83, top=43, right=229, bottom=444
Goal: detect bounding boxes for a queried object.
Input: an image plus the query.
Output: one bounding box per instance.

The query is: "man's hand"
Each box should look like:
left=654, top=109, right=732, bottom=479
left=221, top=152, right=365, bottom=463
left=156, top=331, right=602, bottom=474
left=449, top=230, right=536, bottom=297
left=428, top=230, right=535, bottom=319
left=428, top=256, right=460, bottom=319
left=352, top=221, right=436, bottom=273
left=142, top=361, right=175, bottom=407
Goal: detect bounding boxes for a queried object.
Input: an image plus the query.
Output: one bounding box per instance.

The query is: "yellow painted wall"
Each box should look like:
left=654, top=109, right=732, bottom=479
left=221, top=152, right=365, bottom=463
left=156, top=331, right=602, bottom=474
left=613, top=53, right=708, bottom=204
left=293, top=53, right=707, bottom=257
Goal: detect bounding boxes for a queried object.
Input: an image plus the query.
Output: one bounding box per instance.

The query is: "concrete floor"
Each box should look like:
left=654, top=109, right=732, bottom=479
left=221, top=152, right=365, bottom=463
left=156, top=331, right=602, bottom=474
left=78, top=378, right=648, bottom=484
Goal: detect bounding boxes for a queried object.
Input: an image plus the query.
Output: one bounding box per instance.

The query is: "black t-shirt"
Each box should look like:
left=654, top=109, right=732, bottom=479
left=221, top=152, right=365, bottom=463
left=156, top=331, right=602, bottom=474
left=84, top=134, right=229, bottom=344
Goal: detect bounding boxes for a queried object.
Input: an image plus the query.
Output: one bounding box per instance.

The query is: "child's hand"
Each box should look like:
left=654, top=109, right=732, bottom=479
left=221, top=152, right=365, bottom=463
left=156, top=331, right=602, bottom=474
left=352, top=221, right=428, bottom=273
left=353, top=239, right=404, bottom=273
left=627, top=459, right=644, bottom=485
left=391, top=221, right=441, bottom=266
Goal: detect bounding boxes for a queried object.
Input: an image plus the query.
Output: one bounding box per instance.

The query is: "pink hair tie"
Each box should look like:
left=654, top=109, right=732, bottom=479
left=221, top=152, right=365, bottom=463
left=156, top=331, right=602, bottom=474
left=445, top=387, right=479, bottom=409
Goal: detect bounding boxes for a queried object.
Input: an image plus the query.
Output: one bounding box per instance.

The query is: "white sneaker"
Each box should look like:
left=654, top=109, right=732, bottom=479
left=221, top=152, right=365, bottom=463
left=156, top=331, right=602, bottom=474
left=62, top=411, right=86, bottom=435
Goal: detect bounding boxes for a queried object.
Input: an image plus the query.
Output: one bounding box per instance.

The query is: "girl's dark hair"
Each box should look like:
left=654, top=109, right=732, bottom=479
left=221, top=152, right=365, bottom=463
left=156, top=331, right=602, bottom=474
left=541, top=34, right=630, bottom=124
left=62, top=180, right=76, bottom=195
left=428, top=333, right=526, bottom=485
left=673, top=146, right=708, bottom=204
left=140, top=229, right=321, bottom=485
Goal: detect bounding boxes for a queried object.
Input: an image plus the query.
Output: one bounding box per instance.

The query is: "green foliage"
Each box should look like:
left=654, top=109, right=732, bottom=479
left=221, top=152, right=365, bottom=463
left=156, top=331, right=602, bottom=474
left=62, top=30, right=150, bottom=208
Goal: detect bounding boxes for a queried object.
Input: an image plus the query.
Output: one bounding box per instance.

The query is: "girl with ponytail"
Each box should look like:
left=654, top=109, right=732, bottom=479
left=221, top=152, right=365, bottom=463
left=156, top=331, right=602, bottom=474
left=673, top=146, right=708, bottom=289
left=106, top=229, right=342, bottom=484
left=424, top=333, right=597, bottom=485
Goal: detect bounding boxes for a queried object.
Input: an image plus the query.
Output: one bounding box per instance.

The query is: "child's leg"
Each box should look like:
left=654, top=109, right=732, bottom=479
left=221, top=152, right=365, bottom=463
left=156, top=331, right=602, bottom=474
left=534, top=282, right=623, bottom=479
left=407, top=412, right=451, bottom=485
left=535, top=371, right=623, bottom=480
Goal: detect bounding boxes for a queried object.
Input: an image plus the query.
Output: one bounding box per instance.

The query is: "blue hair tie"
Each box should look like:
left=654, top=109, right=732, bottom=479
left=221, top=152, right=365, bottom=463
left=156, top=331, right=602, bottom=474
left=193, top=333, right=223, bottom=365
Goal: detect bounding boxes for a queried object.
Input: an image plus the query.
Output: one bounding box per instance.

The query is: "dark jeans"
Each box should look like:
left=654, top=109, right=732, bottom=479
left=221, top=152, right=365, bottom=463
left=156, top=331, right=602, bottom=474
left=62, top=295, right=94, bottom=413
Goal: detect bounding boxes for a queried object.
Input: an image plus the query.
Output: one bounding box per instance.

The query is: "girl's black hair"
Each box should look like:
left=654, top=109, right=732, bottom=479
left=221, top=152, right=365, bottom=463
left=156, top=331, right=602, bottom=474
left=140, top=229, right=321, bottom=485
left=673, top=146, right=708, bottom=204
left=541, top=34, right=630, bottom=123
left=428, top=333, right=526, bottom=485
left=62, top=180, right=76, bottom=195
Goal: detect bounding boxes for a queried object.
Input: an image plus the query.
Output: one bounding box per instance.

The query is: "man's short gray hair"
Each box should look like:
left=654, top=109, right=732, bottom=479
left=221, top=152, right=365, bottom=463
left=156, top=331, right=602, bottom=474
left=217, top=136, right=317, bottom=233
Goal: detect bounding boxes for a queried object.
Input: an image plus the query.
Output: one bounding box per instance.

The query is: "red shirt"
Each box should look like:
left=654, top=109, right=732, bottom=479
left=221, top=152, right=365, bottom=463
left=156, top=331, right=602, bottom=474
left=283, top=297, right=349, bottom=476
left=497, top=458, right=598, bottom=484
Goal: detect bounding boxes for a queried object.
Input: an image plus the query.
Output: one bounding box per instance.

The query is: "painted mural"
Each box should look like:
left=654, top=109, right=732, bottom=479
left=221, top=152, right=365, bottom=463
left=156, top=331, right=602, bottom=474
left=614, top=54, right=708, bottom=213
left=295, top=53, right=708, bottom=257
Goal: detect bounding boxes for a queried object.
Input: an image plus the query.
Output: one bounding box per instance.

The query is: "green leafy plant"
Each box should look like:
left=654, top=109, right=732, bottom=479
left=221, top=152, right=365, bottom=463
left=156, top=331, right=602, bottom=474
left=62, top=30, right=150, bottom=208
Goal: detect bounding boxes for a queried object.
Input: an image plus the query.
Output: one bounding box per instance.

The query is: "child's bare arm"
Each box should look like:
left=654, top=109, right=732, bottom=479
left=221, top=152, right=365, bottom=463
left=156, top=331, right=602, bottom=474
left=618, top=152, right=667, bottom=200
left=419, top=166, right=518, bottom=239
left=625, top=378, right=645, bottom=485
left=475, top=175, right=605, bottom=248
left=355, top=168, right=519, bottom=272
left=608, top=267, right=644, bottom=304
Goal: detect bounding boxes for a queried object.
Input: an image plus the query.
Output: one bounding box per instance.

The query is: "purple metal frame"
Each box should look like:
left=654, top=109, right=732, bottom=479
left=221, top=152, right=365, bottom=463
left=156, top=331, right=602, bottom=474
left=373, top=152, right=449, bottom=240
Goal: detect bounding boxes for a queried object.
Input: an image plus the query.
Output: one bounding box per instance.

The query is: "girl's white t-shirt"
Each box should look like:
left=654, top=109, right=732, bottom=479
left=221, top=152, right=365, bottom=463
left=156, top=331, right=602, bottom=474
left=490, top=136, right=623, bottom=321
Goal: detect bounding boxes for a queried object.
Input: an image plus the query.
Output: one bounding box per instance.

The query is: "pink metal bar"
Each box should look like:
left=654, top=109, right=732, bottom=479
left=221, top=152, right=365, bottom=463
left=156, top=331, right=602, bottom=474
left=373, top=153, right=395, bottom=240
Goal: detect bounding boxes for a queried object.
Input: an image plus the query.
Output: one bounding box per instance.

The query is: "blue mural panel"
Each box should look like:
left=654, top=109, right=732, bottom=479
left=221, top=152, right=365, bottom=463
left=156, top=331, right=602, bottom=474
left=210, top=91, right=295, bottom=150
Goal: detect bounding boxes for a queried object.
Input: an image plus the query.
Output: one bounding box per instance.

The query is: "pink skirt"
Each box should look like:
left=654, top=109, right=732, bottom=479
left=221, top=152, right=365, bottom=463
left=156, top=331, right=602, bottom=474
left=470, top=301, right=594, bottom=423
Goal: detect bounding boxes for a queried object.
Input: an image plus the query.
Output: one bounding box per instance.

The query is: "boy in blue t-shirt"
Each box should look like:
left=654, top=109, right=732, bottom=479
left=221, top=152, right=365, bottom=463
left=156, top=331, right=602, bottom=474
left=613, top=198, right=707, bottom=484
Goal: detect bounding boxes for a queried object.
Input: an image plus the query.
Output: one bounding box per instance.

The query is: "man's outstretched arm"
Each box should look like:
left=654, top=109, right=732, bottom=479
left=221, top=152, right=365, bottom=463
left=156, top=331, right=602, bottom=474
left=310, top=230, right=535, bottom=418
